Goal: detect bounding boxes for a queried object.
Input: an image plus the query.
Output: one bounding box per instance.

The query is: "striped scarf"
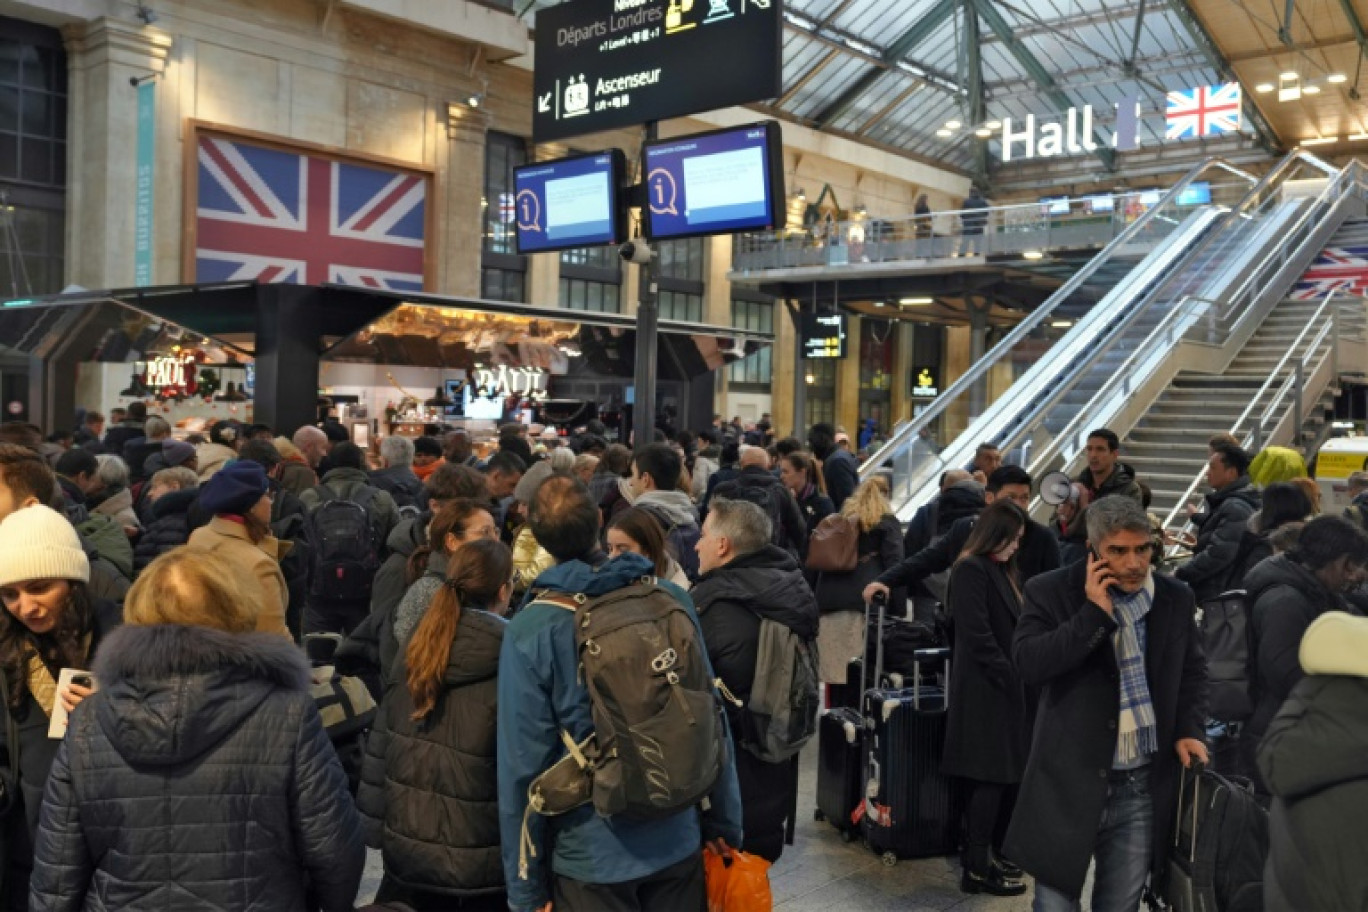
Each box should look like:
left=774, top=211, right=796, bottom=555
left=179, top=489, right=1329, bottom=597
left=1112, top=577, right=1157, bottom=767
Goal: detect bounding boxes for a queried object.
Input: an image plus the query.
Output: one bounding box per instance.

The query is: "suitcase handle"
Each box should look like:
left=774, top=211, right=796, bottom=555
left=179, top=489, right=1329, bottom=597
left=1173, top=761, right=1205, bottom=862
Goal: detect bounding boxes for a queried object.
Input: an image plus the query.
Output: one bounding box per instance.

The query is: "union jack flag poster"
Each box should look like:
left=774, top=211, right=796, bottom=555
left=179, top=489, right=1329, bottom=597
left=1165, top=84, right=1242, bottom=140
left=192, top=131, right=429, bottom=290
left=1290, top=245, right=1368, bottom=300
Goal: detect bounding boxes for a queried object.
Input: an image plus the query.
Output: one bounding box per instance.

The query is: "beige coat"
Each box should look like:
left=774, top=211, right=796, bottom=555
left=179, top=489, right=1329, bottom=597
left=187, top=516, right=291, bottom=637
left=195, top=442, right=238, bottom=483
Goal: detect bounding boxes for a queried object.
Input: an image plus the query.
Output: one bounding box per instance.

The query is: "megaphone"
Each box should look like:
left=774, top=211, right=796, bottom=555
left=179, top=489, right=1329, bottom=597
left=1039, top=471, right=1074, bottom=506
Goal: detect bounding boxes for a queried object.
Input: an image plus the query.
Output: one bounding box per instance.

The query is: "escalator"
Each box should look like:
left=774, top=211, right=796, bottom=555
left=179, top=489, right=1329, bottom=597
left=862, top=151, right=1344, bottom=520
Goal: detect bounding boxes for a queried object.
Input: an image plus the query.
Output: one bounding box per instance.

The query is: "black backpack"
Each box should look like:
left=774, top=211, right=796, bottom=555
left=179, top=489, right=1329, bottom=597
left=306, top=485, right=380, bottom=601
left=1198, top=590, right=1255, bottom=722
left=715, top=482, right=787, bottom=550
left=1165, top=762, right=1267, bottom=912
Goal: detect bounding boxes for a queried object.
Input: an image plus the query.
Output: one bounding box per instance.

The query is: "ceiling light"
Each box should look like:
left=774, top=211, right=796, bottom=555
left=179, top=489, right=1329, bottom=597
left=984, top=120, right=1001, bottom=129
left=1050, top=320, right=1073, bottom=328
left=899, top=297, right=934, bottom=305
left=1348, top=132, right=1368, bottom=141
left=975, top=128, right=992, bottom=138
left=1329, top=73, right=1348, bottom=84
left=1255, top=83, right=1275, bottom=93
left=1300, top=136, right=1337, bottom=146
left=945, top=119, right=962, bottom=129
left=873, top=301, right=886, bottom=308
left=935, top=128, right=952, bottom=137
left=1280, top=71, right=1299, bottom=80
left=1023, top=250, right=1044, bottom=260
left=1304, top=84, right=1322, bottom=95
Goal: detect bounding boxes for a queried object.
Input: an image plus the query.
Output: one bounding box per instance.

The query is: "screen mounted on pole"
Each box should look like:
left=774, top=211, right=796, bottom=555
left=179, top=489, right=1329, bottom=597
left=641, top=121, right=785, bottom=241
left=513, top=150, right=627, bottom=254
left=532, top=0, right=782, bottom=144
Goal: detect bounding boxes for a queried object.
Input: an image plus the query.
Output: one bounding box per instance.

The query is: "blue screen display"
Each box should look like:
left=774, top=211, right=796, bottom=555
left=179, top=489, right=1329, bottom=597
left=514, top=153, right=622, bottom=254
left=643, top=124, right=781, bottom=240
left=1175, top=181, right=1212, bottom=206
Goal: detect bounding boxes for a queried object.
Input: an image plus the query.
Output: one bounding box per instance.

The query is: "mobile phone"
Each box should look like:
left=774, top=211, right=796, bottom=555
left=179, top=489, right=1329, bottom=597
left=69, top=674, right=92, bottom=689
left=1088, top=545, right=1102, bottom=562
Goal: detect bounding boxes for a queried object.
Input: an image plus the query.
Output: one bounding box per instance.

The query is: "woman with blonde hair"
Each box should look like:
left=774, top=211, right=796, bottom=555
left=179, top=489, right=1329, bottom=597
left=812, top=474, right=904, bottom=683
left=359, top=538, right=513, bottom=910
left=30, top=546, right=364, bottom=911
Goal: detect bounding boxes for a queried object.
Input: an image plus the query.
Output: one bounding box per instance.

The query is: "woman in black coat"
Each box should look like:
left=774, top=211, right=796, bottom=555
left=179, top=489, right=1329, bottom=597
left=131, top=473, right=199, bottom=574
left=780, top=451, right=834, bottom=538
left=0, top=506, right=119, bottom=911
left=29, top=547, right=364, bottom=911
left=943, top=500, right=1029, bottom=897
left=359, top=538, right=513, bottom=911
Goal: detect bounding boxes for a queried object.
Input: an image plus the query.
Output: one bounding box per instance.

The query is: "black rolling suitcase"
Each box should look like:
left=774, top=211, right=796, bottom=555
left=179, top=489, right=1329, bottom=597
left=826, top=657, right=864, bottom=709
left=861, top=589, right=961, bottom=864
left=814, top=706, right=864, bottom=839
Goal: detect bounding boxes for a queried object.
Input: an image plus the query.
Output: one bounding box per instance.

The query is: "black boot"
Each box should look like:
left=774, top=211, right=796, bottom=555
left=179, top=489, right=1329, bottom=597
left=961, top=868, right=1028, bottom=897
left=993, top=857, right=1024, bottom=880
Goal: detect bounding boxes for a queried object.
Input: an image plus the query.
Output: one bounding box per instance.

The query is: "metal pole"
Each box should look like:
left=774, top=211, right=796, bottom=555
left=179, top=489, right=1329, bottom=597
left=631, top=120, right=660, bottom=448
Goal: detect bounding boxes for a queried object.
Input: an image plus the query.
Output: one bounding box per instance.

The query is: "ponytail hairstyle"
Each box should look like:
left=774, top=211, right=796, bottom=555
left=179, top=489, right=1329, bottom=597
left=406, top=498, right=489, bottom=585
left=406, top=538, right=512, bottom=721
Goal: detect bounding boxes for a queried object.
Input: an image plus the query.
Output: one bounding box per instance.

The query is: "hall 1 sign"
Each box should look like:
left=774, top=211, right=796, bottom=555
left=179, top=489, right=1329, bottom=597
left=999, top=97, right=1141, bottom=163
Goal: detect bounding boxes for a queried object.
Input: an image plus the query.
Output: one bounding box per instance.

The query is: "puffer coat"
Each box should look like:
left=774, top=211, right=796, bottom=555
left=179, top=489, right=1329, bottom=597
left=28, top=624, right=363, bottom=912
left=131, top=488, right=197, bottom=574
left=358, top=608, right=506, bottom=900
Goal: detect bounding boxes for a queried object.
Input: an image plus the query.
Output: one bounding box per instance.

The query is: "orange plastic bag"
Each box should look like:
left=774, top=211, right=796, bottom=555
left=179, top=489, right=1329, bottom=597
left=704, top=847, right=773, bottom=912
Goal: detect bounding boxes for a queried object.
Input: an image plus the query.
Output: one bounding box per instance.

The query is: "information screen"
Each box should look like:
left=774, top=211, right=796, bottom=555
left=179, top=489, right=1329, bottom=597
left=1039, top=196, right=1070, bottom=215
left=532, top=0, right=781, bottom=144
left=1083, top=194, right=1114, bottom=213
left=513, top=151, right=626, bottom=254
left=642, top=122, right=785, bottom=241
left=1176, top=181, right=1212, bottom=206
left=801, top=312, right=847, bottom=359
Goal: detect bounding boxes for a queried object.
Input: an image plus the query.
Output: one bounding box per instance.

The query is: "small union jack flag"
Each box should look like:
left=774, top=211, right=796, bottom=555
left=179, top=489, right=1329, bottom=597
left=194, top=134, right=427, bottom=290
left=1165, top=84, right=1242, bottom=140
left=1290, top=245, right=1368, bottom=300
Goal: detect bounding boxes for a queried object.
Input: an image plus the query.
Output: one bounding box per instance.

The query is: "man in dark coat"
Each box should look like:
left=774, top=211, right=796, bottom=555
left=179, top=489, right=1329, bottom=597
left=902, top=471, right=983, bottom=556
left=1175, top=441, right=1260, bottom=603
left=100, top=400, right=146, bottom=459
left=864, top=466, right=1059, bottom=607
left=1077, top=428, right=1144, bottom=505
left=708, top=445, right=809, bottom=559
left=692, top=496, right=819, bottom=863
left=1241, top=515, right=1368, bottom=790
left=1004, top=495, right=1208, bottom=911
left=808, top=423, right=859, bottom=511
left=369, top=434, right=424, bottom=510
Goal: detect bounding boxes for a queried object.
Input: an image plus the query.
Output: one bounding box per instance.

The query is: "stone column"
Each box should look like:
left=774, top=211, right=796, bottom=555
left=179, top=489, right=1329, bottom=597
left=892, top=319, right=914, bottom=426
left=770, top=297, right=798, bottom=437
left=705, top=235, right=732, bottom=414
left=837, top=314, right=862, bottom=437
left=441, top=103, right=491, bottom=297
left=62, top=18, right=172, bottom=290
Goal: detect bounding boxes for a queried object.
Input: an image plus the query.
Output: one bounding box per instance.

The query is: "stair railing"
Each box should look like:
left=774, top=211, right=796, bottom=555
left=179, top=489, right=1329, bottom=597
left=1158, top=289, right=1348, bottom=537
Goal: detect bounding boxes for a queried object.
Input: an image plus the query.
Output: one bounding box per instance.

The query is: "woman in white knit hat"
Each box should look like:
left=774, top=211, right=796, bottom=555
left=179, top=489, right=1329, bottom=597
left=0, top=504, right=120, bottom=909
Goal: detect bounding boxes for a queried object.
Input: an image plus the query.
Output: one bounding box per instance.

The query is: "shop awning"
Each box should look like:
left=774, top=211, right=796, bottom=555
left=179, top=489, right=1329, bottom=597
left=0, top=283, right=773, bottom=381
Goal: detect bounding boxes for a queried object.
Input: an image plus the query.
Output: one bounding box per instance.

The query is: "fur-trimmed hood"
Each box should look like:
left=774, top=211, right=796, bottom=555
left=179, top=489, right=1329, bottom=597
left=92, top=624, right=311, bottom=766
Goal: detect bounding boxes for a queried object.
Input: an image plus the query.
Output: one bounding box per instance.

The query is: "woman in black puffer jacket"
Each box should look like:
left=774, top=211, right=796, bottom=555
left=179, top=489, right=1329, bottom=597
left=130, top=469, right=199, bottom=574
left=359, top=538, right=512, bottom=911
left=29, top=547, right=364, bottom=911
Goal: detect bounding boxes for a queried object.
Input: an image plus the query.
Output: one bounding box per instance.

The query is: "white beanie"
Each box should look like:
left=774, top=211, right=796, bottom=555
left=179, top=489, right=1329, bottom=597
left=0, top=506, right=91, bottom=588
left=1300, top=612, right=1368, bottom=678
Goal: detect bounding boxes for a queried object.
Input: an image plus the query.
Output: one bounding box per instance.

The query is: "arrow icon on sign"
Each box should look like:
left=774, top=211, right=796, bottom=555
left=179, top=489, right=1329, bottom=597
left=538, top=92, right=553, bottom=113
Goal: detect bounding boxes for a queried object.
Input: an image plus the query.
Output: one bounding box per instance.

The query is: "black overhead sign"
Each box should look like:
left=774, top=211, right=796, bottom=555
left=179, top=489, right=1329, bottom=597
left=532, top=0, right=783, bottom=144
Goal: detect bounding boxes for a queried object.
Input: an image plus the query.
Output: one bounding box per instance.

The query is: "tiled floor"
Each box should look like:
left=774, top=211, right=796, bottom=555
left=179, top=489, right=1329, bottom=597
left=357, top=737, right=1039, bottom=911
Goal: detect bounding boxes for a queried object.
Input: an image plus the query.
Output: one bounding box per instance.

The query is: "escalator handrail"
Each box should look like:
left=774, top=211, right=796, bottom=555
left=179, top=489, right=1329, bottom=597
left=858, top=156, right=1256, bottom=478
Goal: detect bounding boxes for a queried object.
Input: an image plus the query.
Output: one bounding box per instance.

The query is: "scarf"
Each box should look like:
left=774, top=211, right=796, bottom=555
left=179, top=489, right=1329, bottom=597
left=1111, top=576, right=1157, bottom=767
left=23, top=631, right=92, bottom=719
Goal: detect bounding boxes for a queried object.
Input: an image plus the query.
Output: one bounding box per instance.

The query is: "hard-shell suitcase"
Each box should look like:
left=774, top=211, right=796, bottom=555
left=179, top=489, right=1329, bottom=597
left=826, top=657, right=864, bottom=709
left=814, top=706, right=864, bottom=839
left=861, top=592, right=962, bottom=864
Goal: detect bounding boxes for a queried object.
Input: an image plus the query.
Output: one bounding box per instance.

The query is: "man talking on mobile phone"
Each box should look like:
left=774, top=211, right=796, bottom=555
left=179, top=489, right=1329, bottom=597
left=1003, top=495, right=1209, bottom=912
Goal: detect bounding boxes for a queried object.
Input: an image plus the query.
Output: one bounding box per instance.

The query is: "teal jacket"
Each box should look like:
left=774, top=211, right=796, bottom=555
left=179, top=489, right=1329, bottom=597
left=496, top=552, right=744, bottom=912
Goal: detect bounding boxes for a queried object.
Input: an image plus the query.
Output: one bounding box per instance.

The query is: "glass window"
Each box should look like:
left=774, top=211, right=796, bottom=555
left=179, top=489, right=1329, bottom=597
left=480, top=131, right=527, bottom=302
left=560, top=277, right=621, bottom=313
left=658, top=289, right=703, bottom=323
left=804, top=356, right=836, bottom=429
left=657, top=237, right=704, bottom=280
left=0, top=18, right=66, bottom=297
left=729, top=297, right=773, bottom=388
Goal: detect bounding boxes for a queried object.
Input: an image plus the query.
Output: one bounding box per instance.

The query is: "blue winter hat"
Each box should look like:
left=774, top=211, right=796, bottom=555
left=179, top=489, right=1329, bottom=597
left=198, top=460, right=268, bottom=517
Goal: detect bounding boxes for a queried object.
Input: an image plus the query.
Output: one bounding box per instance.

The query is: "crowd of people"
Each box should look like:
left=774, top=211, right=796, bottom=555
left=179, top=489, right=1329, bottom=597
left=0, top=406, right=1364, bottom=911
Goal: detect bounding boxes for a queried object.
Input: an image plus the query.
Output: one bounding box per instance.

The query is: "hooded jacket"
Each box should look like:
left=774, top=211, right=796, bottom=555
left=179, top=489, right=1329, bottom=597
left=29, top=625, right=364, bottom=912
left=359, top=608, right=506, bottom=900
left=709, top=467, right=810, bottom=559
left=89, top=486, right=140, bottom=532
left=692, top=545, right=818, bottom=861
left=1175, top=476, right=1261, bottom=602
left=369, top=464, right=424, bottom=511
left=1259, top=613, right=1368, bottom=911
left=821, top=447, right=860, bottom=511
left=131, top=487, right=198, bottom=574
left=902, top=481, right=985, bottom=557
left=1243, top=554, right=1358, bottom=782
left=631, top=487, right=703, bottom=580
left=193, top=441, right=236, bottom=483
left=1076, top=460, right=1144, bottom=505
left=496, top=552, right=743, bottom=912
left=370, top=515, right=426, bottom=619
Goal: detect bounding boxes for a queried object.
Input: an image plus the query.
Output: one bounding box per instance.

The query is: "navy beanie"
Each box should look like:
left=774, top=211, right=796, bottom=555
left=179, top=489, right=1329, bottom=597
left=198, top=461, right=269, bottom=517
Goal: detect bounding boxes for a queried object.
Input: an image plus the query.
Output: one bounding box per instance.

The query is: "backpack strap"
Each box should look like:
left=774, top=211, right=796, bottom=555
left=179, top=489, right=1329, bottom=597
left=526, top=593, right=582, bottom=612
left=314, top=483, right=339, bottom=506
left=352, top=485, right=377, bottom=515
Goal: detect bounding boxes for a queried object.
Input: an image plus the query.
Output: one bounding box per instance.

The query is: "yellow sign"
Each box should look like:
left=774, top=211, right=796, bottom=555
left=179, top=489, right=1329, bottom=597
left=1316, top=449, right=1368, bottom=478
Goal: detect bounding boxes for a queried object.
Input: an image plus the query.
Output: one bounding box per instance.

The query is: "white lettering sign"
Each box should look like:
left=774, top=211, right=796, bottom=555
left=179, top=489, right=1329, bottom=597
left=999, top=99, right=1141, bottom=163
left=473, top=364, right=549, bottom=401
